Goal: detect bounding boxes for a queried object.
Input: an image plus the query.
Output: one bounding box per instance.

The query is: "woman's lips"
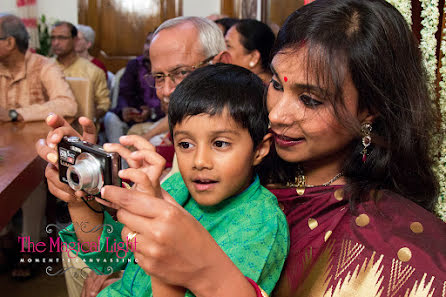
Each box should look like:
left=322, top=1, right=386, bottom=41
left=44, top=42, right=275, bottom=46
left=272, top=132, right=305, bottom=147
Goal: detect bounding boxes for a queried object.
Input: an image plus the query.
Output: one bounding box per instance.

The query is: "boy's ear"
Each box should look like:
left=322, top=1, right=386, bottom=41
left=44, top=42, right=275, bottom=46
left=214, top=50, right=232, bottom=64
left=252, top=133, right=273, bottom=166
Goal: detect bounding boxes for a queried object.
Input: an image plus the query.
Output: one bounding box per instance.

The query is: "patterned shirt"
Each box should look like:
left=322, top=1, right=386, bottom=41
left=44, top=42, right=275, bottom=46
left=60, top=173, right=289, bottom=296
left=0, top=51, right=77, bottom=121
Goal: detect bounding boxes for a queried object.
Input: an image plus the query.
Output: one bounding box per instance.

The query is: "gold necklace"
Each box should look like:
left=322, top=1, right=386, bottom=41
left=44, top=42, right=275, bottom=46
left=286, top=172, right=343, bottom=195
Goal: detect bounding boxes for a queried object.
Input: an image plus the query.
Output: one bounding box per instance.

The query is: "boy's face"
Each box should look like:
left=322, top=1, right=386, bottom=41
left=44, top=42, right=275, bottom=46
left=173, top=110, right=269, bottom=206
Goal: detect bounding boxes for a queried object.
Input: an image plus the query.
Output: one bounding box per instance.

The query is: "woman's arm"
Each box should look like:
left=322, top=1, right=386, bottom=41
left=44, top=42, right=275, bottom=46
left=99, top=185, right=257, bottom=297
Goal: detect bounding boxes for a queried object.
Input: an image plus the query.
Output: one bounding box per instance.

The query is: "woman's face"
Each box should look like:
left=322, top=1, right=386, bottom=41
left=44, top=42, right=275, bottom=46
left=267, top=48, right=364, bottom=170
left=225, top=26, right=252, bottom=69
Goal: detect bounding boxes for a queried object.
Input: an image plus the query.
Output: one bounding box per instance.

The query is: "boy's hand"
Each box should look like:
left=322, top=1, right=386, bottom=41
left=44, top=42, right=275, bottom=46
left=103, top=135, right=166, bottom=198
left=36, top=114, right=96, bottom=204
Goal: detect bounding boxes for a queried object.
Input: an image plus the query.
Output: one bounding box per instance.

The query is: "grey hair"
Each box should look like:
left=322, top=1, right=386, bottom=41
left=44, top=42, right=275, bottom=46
left=0, top=14, right=29, bottom=53
left=154, top=16, right=226, bottom=57
left=77, top=24, right=95, bottom=45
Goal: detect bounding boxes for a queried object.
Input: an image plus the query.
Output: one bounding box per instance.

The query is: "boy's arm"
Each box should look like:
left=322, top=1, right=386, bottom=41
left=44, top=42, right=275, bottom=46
left=152, top=277, right=186, bottom=297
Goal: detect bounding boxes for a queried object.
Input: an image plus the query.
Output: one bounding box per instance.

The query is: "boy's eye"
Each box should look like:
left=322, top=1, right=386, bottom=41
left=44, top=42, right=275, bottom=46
left=270, top=78, right=283, bottom=91
left=300, top=94, right=322, bottom=107
left=214, top=140, right=230, bottom=148
left=178, top=142, right=193, bottom=149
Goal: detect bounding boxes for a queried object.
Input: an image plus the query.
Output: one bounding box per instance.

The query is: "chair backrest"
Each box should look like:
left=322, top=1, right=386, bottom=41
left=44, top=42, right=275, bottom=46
left=65, top=77, right=94, bottom=121
left=110, top=67, right=126, bottom=109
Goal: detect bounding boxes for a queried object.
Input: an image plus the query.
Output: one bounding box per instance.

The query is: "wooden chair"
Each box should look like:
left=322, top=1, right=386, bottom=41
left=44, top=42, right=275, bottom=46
left=65, top=77, right=95, bottom=121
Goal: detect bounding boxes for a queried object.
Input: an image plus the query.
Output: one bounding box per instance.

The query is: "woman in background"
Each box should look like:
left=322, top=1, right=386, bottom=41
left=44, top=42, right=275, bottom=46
left=225, top=19, right=275, bottom=84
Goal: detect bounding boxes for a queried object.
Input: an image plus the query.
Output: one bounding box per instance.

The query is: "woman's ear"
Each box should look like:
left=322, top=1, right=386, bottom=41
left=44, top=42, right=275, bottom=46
left=214, top=50, right=232, bottom=64
left=248, top=50, right=261, bottom=68
left=359, top=109, right=377, bottom=124
left=252, top=133, right=273, bottom=166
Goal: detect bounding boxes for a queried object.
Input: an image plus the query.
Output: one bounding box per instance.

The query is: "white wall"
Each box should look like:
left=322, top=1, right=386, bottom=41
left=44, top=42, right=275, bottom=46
left=0, top=0, right=78, bottom=24
left=183, top=0, right=220, bottom=17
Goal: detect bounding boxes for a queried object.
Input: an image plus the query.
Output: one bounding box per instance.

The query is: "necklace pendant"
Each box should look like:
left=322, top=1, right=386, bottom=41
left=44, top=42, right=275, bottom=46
left=296, top=187, right=305, bottom=196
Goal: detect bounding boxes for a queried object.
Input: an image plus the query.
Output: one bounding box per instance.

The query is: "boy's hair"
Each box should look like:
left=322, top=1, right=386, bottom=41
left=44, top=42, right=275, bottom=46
left=168, top=63, right=268, bottom=147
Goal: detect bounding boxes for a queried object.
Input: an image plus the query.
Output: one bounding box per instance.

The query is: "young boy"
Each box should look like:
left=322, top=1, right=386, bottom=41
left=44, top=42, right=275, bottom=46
left=59, top=64, right=289, bottom=297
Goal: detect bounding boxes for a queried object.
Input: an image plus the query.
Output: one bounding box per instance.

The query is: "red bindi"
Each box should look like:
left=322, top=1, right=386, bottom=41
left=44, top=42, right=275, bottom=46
left=284, top=76, right=288, bottom=82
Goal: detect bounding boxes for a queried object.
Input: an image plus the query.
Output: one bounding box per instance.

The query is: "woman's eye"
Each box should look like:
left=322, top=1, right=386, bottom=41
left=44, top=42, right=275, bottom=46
left=300, top=94, right=322, bottom=107
left=270, top=79, right=283, bottom=91
left=214, top=141, right=230, bottom=148
left=178, top=142, right=192, bottom=149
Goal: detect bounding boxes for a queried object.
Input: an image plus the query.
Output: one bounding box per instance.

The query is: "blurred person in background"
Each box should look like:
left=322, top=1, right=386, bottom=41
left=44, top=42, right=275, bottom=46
left=225, top=19, right=275, bottom=84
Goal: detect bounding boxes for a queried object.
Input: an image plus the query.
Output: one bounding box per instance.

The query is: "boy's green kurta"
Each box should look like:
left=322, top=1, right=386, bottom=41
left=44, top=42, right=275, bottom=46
left=60, top=173, right=289, bottom=296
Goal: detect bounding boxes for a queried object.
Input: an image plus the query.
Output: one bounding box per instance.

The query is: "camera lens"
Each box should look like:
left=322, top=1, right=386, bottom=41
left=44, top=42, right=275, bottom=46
left=66, top=153, right=104, bottom=195
left=70, top=172, right=80, bottom=185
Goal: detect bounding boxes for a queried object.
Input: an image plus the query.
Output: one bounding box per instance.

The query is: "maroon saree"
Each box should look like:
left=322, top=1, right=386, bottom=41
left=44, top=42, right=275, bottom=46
left=268, top=186, right=446, bottom=297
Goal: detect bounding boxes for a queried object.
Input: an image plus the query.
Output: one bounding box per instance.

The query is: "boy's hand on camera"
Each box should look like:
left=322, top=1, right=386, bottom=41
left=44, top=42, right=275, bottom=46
left=36, top=114, right=96, bottom=166
left=103, top=135, right=166, bottom=197
left=45, top=163, right=84, bottom=204
left=36, top=114, right=95, bottom=204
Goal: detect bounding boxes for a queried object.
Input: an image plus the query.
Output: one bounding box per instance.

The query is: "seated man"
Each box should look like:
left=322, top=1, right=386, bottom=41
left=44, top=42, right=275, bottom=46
left=51, top=21, right=110, bottom=122
left=0, top=14, right=77, bottom=280
left=103, top=31, right=163, bottom=144
left=75, top=24, right=107, bottom=76
left=0, top=15, right=77, bottom=122
left=143, top=16, right=230, bottom=169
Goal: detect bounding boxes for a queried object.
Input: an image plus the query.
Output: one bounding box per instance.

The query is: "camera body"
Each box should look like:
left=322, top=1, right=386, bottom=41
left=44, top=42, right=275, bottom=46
left=58, top=136, right=121, bottom=197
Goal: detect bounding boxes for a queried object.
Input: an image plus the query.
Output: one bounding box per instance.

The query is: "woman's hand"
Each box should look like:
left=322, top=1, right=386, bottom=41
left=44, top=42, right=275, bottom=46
left=98, top=178, right=256, bottom=297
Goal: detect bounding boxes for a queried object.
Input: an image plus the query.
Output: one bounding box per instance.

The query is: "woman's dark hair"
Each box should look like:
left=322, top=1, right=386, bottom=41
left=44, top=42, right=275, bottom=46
left=168, top=63, right=268, bottom=148
left=235, top=19, right=275, bottom=71
left=263, top=0, right=439, bottom=210
left=215, top=17, right=239, bottom=35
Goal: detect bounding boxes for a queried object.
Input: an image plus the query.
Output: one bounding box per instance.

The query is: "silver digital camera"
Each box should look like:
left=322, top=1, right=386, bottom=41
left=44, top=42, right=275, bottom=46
left=58, top=136, right=121, bottom=197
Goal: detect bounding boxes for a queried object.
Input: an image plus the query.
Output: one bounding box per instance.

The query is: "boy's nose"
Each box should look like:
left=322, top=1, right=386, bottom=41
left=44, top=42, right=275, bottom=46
left=193, top=146, right=213, bottom=170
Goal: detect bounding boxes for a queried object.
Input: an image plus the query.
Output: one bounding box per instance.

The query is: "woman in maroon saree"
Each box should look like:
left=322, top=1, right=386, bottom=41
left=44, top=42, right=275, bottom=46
left=260, top=0, right=446, bottom=295
left=37, top=0, right=445, bottom=296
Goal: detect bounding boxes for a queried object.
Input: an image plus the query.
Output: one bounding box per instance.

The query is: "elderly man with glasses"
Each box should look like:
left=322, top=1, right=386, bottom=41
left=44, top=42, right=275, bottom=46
left=105, top=16, right=230, bottom=169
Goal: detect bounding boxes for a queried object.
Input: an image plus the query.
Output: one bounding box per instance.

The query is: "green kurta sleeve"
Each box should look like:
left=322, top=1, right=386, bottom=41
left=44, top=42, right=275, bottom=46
left=59, top=211, right=133, bottom=274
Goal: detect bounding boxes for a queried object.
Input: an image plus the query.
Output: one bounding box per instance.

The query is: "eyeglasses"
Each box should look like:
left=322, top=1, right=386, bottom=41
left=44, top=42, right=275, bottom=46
left=50, top=35, right=72, bottom=41
left=147, top=54, right=216, bottom=89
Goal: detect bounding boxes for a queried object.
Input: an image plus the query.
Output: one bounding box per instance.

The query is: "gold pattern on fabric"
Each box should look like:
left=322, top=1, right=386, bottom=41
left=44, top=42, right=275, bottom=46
left=324, top=253, right=385, bottom=297
left=355, top=214, right=371, bottom=227
left=290, top=242, right=335, bottom=297
left=308, top=218, right=319, bottom=230
left=442, top=281, right=446, bottom=297
left=334, top=189, right=344, bottom=201
left=398, top=247, right=412, bottom=262
left=402, top=274, right=436, bottom=297
left=325, top=231, right=333, bottom=242
left=335, top=239, right=365, bottom=278
left=410, top=222, right=424, bottom=234
left=387, top=258, right=415, bottom=297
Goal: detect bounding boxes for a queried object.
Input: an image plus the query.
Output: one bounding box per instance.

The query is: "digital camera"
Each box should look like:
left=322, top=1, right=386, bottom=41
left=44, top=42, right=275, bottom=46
left=58, top=136, right=121, bottom=197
